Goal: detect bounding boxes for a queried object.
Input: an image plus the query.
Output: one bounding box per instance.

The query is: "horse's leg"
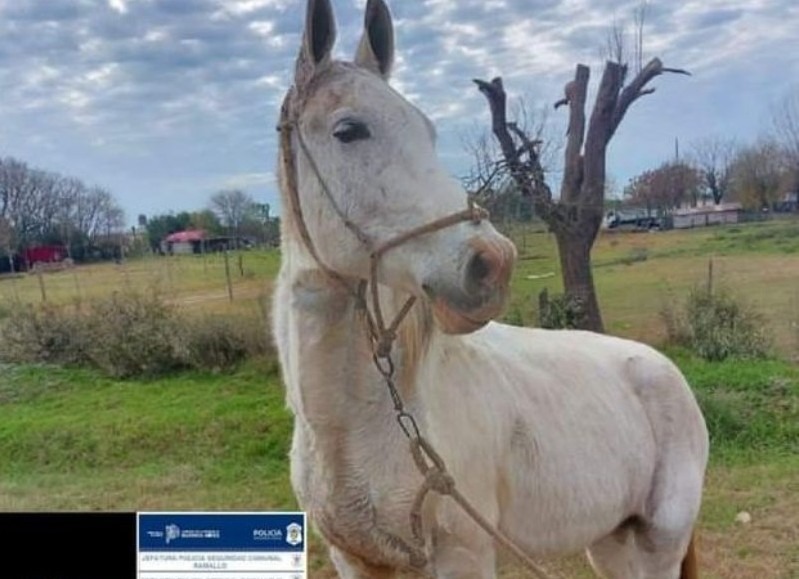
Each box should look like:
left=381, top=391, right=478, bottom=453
left=587, top=474, right=700, bottom=579
left=329, top=546, right=398, bottom=579
left=429, top=523, right=497, bottom=579
left=586, top=522, right=639, bottom=578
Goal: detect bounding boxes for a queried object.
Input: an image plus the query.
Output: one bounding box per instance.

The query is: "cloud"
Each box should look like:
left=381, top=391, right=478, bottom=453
left=0, top=0, right=796, bottom=220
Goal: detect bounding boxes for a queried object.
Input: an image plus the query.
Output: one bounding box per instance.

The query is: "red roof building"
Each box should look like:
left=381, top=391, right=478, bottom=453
left=24, top=245, right=68, bottom=266
left=164, top=230, right=207, bottom=243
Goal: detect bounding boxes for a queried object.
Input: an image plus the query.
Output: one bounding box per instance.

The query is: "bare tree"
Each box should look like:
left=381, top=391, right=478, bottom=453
left=475, top=13, right=688, bottom=332
left=210, top=189, right=257, bottom=238
left=0, top=156, right=124, bottom=258
left=772, top=90, right=799, bottom=161
left=691, top=137, right=737, bottom=205
left=771, top=89, right=799, bottom=193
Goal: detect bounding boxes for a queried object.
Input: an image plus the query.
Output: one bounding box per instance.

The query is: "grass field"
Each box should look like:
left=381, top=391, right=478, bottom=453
left=1, top=219, right=798, bottom=577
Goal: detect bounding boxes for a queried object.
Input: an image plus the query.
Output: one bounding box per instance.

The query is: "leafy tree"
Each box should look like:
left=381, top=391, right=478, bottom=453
left=624, top=161, right=703, bottom=214
left=729, top=140, right=785, bottom=210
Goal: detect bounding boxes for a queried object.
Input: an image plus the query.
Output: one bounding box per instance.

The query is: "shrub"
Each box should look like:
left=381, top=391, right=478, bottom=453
left=502, top=306, right=525, bottom=327
left=661, top=287, right=771, bottom=362
left=0, top=304, right=91, bottom=366
left=183, top=315, right=271, bottom=373
left=84, top=292, right=186, bottom=378
left=0, top=291, right=274, bottom=378
left=537, top=289, right=586, bottom=330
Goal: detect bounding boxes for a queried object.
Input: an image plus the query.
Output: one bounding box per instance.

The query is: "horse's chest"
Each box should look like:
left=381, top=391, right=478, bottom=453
left=291, top=424, right=425, bottom=567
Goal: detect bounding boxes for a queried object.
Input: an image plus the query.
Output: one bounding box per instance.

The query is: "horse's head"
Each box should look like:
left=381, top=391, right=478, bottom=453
left=281, top=0, right=517, bottom=334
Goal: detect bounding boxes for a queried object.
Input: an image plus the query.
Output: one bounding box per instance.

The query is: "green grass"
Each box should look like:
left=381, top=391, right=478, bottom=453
left=503, top=220, right=799, bottom=355
left=1, top=355, right=797, bottom=577
left=670, top=350, right=799, bottom=461
left=0, top=360, right=294, bottom=511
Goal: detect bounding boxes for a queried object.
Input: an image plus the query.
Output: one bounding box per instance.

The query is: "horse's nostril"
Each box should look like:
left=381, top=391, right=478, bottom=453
left=467, top=251, right=494, bottom=286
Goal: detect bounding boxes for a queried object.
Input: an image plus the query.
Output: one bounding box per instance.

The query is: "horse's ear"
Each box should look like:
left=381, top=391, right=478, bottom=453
left=354, top=0, right=394, bottom=80
left=295, top=0, right=337, bottom=87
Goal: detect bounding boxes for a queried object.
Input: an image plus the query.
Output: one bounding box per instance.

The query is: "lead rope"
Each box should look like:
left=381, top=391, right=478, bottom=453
left=279, top=96, right=558, bottom=579
left=367, top=319, right=557, bottom=579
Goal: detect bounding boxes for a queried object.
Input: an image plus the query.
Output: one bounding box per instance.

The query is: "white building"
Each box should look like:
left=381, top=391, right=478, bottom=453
left=672, top=201, right=743, bottom=229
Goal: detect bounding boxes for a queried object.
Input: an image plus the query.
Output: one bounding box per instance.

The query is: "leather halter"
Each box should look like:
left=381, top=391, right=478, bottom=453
left=277, top=87, right=488, bottom=355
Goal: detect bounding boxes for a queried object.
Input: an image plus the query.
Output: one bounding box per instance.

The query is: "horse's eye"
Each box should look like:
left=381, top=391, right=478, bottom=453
left=333, top=120, right=371, bottom=143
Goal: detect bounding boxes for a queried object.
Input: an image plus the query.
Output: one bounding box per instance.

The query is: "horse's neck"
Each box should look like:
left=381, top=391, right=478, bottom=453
left=278, top=242, right=429, bottom=441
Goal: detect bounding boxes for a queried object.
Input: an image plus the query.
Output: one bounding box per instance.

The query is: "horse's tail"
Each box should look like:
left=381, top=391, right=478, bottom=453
left=680, top=532, right=699, bottom=579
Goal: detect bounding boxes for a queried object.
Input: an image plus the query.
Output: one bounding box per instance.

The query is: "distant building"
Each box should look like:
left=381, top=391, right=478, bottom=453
left=161, top=230, right=256, bottom=255
left=24, top=245, right=68, bottom=267
left=162, top=230, right=207, bottom=254
left=672, top=201, right=743, bottom=229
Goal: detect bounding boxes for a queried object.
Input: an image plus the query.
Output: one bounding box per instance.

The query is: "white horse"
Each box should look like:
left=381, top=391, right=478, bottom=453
left=271, top=1, right=709, bottom=577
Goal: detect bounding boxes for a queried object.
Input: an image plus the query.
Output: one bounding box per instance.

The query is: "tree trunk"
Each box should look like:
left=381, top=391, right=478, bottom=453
left=555, top=230, right=604, bottom=333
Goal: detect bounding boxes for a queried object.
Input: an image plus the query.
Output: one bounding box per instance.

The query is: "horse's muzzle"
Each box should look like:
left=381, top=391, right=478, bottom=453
left=425, top=234, right=516, bottom=334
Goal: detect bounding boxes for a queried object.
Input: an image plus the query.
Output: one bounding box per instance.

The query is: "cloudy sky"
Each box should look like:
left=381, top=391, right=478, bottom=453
left=0, top=0, right=797, bottom=224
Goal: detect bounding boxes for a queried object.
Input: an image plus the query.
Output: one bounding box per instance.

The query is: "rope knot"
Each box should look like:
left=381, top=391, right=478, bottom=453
left=426, top=469, right=455, bottom=496
left=374, top=331, right=396, bottom=358
left=467, top=199, right=490, bottom=224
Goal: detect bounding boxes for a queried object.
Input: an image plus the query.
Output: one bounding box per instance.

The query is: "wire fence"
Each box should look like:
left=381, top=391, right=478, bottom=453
left=0, top=249, right=279, bottom=316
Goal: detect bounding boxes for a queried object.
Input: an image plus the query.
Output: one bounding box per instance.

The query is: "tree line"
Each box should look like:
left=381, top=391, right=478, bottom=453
left=622, top=130, right=798, bottom=214
left=143, top=189, right=279, bottom=252
left=0, top=156, right=125, bottom=263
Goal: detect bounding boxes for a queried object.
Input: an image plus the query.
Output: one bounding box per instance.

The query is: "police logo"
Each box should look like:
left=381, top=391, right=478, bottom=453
left=286, top=522, right=303, bottom=546
left=165, top=524, right=181, bottom=545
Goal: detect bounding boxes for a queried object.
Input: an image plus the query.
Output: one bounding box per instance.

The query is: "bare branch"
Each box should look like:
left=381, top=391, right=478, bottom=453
left=633, top=1, right=647, bottom=74
left=771, top=89, right=799, bottom=163
left=473, top=77, right=556, bottom=218
left=554, top=80, right=577, bottom=110
left=508, top=123, right=542, bottom=157
left=604, top=19, right=625, bottom=66
left=610, top=57, right=690, bottom=141
left=473, top=78, right=519, bottom=167
left=661, top=67, right=691, bottom=75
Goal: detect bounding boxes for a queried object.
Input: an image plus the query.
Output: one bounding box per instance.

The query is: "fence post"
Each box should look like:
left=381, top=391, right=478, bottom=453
left=237, top=254, right=244, bottom=277
left=707, top=258, right=714, bottom=296
left=224, top=250, right=234, bottom=302
left=72, top=269, right=82, bottom=309
left=37, top=268, right=47, bottom=303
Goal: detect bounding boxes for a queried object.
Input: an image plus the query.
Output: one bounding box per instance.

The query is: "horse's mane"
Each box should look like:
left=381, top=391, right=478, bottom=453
left=396, top=294, right=434, bottom=397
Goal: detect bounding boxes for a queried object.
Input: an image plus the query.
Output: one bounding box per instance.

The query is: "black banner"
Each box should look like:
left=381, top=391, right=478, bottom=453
left=0, top=513, right=136, bottom=579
